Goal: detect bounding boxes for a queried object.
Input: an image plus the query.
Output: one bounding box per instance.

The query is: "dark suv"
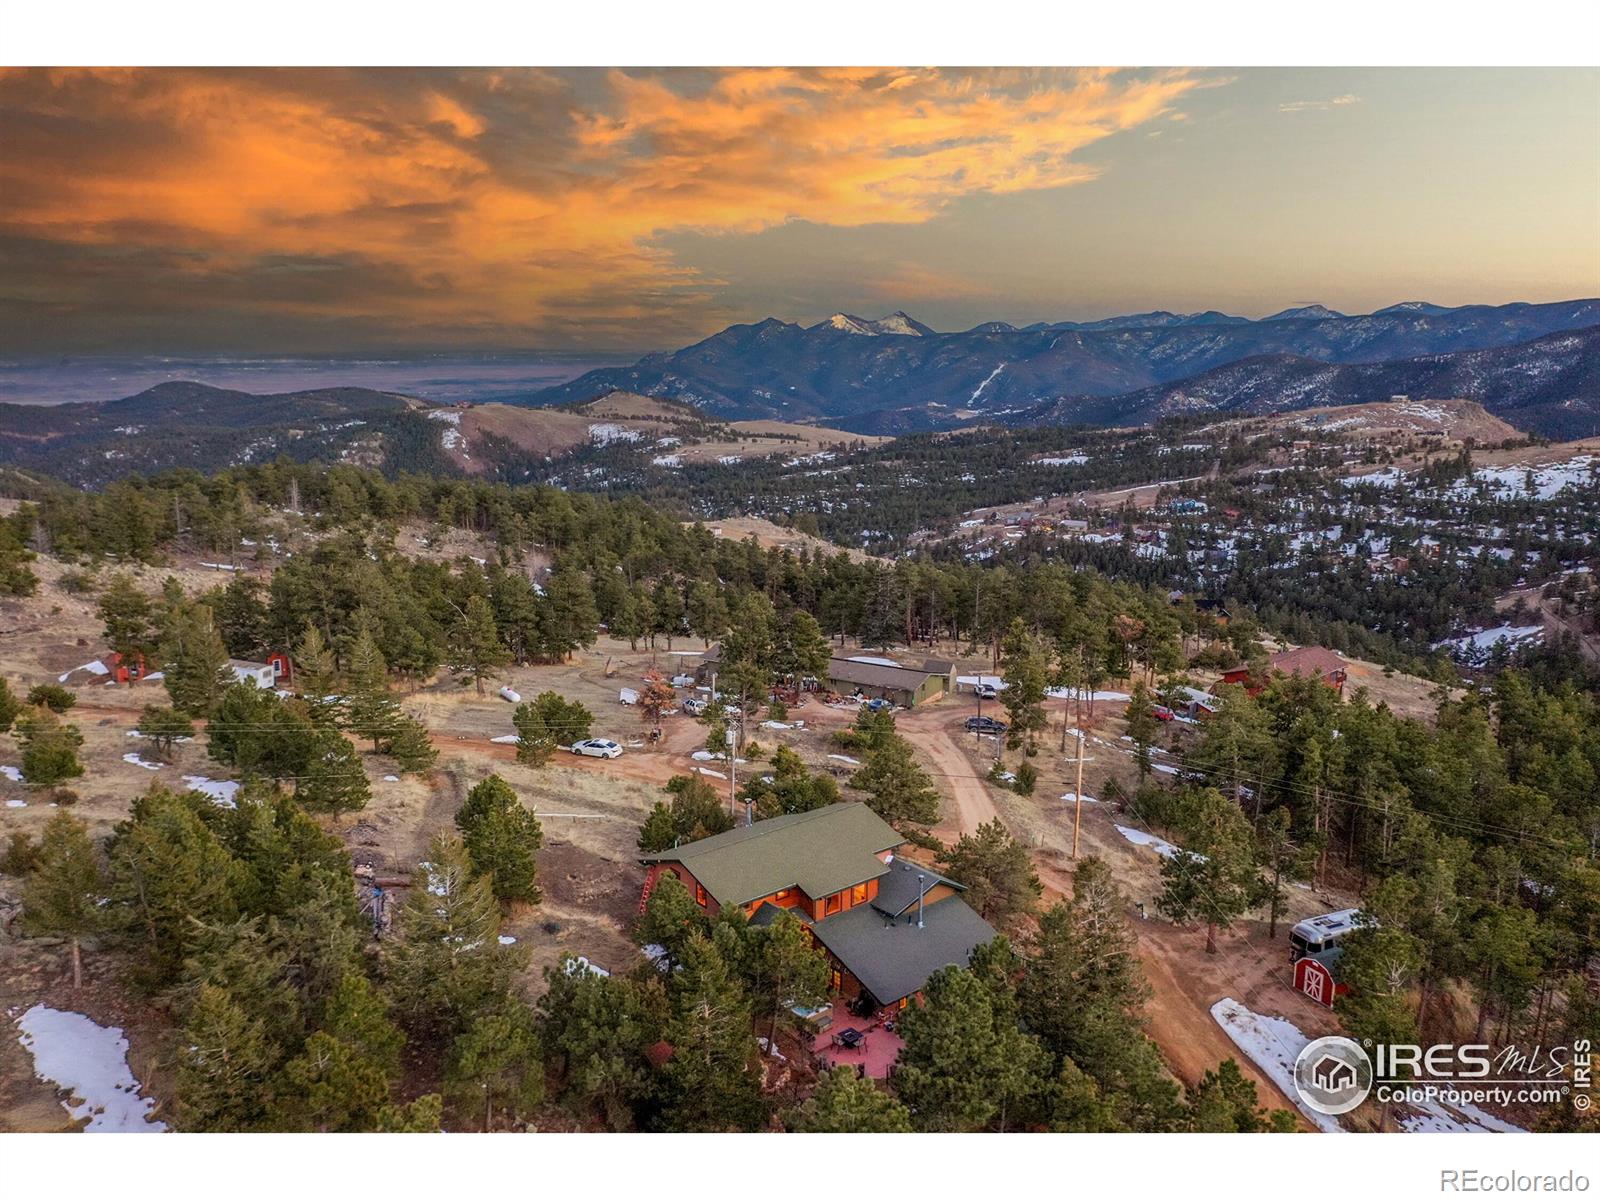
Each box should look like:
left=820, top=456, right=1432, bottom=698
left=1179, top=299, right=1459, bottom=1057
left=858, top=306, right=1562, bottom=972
left=964, top=715, right=1008, bottom=734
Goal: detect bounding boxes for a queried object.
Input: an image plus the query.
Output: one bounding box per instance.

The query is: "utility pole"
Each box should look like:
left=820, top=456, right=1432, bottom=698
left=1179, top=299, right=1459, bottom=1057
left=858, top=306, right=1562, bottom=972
left=1071, top=722, right=1094, bottom=860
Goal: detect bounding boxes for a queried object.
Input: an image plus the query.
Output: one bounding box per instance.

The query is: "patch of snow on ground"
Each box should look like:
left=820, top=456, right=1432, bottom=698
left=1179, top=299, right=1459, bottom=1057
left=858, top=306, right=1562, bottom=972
left=490, top=734, right=521, bottom=745
left=696, top=767, right=727, bottom=779
left=1, top=765, right=23, bottom=783
left=1432, top=624, right=1544, bottom=661
left=588, top=423, right=644, bottom=446
left=6, top=799, right=26, bottom=808
left=181, top=776, right=240, bottom=808
left=121, top=752, right=162, bottom=771
left=1209, top=998, right=1340, bottom=1133
left=1114, top=825, right=1197, bottom=860
left=497, top=935, right=517, bottom=945
left=58, top=660, right=109, bottom=682
left=14, top=1005, right=167, bottom=1132
left=827, top=754, right=861, bottom=766
left=848, top=656, right=902, bottom=667
left=1060, top=791, right=1098, bottom=804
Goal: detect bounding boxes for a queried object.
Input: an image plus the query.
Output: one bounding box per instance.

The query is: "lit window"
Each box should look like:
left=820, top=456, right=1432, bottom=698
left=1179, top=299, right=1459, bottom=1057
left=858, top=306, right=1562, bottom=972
left=695, top=884, right=707, bottom=906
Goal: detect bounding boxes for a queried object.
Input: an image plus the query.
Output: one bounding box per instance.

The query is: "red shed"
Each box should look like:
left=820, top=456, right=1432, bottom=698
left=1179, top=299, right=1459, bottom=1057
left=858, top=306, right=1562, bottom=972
left=1293, top=956, right=1345, bottom=1008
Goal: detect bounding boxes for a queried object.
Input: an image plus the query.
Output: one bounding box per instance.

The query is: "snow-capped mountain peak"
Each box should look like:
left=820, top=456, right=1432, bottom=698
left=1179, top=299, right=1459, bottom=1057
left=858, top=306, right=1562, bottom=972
left=813, top=311, right=931, bottom=337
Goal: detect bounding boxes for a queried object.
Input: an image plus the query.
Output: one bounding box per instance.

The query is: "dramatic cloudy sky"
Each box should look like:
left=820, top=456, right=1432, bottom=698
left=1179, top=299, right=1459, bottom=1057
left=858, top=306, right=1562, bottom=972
left=1, top=66, right=1595, bottom=354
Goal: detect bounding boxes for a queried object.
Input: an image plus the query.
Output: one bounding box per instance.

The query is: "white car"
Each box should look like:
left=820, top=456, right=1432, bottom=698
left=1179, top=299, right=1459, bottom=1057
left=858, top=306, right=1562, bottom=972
left=570, top=738, right=623, bottom=759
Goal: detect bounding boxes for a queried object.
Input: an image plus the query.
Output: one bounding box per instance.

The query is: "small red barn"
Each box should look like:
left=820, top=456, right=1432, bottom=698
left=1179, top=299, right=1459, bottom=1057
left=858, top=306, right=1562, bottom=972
left=267, top=652, right=294, bottom=683
left=1293, top=956, right=1346, bottom=1008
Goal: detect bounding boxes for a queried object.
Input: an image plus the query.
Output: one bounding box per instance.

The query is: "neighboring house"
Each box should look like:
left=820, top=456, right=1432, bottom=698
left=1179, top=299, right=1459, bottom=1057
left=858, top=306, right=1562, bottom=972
left=227, top=659, right=277, bottom=689
left=639, top=803, right=997, bottom=1015
left=1218, top=646, right=1348, bottom=698
left=108, top=651, right=150, bottom=685
left=696, top=645, right=950, bottom=708
left=1172, top=685, right=1219, bottom=720
left=267, top=652, right=294, bottom=683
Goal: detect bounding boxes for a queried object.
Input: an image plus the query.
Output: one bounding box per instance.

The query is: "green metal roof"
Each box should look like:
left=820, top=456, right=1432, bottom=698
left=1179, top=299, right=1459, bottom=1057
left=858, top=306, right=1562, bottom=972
left=809, top=893, right=998, bottom=1007
left=639, top=802, right=902, bottom=907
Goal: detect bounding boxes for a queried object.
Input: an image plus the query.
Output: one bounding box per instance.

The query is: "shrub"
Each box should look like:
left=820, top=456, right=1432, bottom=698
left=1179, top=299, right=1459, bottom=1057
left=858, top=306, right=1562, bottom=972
left=26, top=684, right=76, bottom=713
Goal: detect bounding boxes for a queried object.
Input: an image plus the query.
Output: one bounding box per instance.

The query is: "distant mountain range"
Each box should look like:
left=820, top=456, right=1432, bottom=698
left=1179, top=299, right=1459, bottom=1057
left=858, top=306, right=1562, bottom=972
left=0, top=299, right=1594, bottom=489
left=0, top=382, right=444, bottom=487
left=1029, top=325, right=1600, bottom=440
left=530, top=299, right=1600, bottom=436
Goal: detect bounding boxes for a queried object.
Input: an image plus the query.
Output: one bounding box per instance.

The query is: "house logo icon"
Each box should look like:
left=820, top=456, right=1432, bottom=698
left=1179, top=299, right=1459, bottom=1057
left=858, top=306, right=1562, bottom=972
left=1293, top=1036, right=1373, bottom=1116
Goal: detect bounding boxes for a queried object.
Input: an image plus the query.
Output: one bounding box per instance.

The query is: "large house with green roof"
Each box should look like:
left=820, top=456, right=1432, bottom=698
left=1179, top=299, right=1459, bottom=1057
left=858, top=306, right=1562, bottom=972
left=638, top=803, right=997, bottom=1014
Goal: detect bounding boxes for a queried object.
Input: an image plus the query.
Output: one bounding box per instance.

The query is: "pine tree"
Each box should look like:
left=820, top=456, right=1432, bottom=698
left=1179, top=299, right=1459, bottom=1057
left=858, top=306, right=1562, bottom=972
left=207, top=685, right=314, bottom=780
left=292, top=624, right=340, bottom=722
left=1156, top=788, right=1268, bottom=954
left=448, top=594, right=509, bottom=696
left=294, top=726, right=370, bottom=813
left=790, top=1065, right=913, bottom=1132
left=98, top=572, right=156, bottom=681
left=999, top=619, right=1050, bottom=756
left=849, top=732, right=940, bottom=826
left=107, top=787, right=244, bottom=985
left=318, top=970, right=404, bottom=1072
left=15, top=707, right=85, bottom=787
left=658, top=932, right=762, bottom=1131
left=343, top=628, right=400, bottom=751
left=744, top=746, right=840, bottom=820
left=634, top=871, right=706, bottom=970
left=512, top=692, right=592, bottom=765
left=445, top=1000, right=545, bottom=1129
left=456, top=778, right=543, bottom=905
left=543, top=566, right=600, bottom=659
left=894, top=962, right=1048, bottom=1132
left=1187, top=1058, right=1294, bottom=1132
left=387, top=714, right=438, bottom=775
left=176, top=982, right=279, bottom=1132
left=752, top=909, right=829, bottom=1045
left=938, top=819, right=1042, bottom=931
left=272, top=1029, right=392, bottom=1132
left=162, top=602, right=234, bottom=716
left=538, top=958, right=664, bottom=1130
left=21, top=812, right=105, bottom=988
left=135, top=705, right=194, bottom=760
left=384, top=834, right=527, bottom=1039
left=1126, top=679, right=1160, bottom=779
left=0, top=675, right=22, bottom=733
left=637, top=802, right=681, bottom=853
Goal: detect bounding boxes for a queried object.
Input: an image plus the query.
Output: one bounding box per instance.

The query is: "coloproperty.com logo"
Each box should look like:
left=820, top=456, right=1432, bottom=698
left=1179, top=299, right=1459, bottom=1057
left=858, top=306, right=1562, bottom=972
left=1293, top=1035, right=1594, bottom=1117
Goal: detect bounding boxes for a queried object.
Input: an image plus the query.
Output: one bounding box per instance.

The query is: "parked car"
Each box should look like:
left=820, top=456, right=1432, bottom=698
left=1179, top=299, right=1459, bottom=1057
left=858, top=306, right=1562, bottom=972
left=682, top=696, right=708, bottom=716
left=965, top=715, right=1008, bottom=734
left=570, top=738, right=623, bottom=759
left=1152, top=705, right=1175, bottom=722
left=975, top=682, right=999, bottom=700
left=864, top=697, right=894, bottom=712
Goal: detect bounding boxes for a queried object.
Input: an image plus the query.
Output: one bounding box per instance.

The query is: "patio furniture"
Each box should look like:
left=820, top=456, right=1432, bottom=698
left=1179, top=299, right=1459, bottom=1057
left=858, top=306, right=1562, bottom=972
left=832, top=1027, right=866, bottom=1051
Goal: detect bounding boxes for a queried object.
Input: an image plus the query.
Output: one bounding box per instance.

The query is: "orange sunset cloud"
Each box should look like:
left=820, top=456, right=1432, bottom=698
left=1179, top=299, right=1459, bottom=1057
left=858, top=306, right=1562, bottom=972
left=0, top=67, right=1206, bottom=350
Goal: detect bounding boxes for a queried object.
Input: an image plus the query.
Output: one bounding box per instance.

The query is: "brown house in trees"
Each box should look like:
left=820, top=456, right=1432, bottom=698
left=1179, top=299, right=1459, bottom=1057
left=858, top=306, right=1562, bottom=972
left=639, top=803, right=996, bottom=1014
left=1219, top=645, right=1349, bottom=698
